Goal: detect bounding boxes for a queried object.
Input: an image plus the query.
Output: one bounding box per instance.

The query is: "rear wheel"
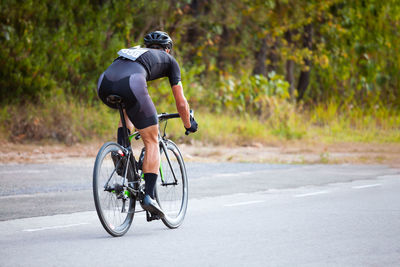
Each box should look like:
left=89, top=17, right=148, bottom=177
left=156, top=140, right=188, bottom=228
left=93, top=142, right=136, bottom=237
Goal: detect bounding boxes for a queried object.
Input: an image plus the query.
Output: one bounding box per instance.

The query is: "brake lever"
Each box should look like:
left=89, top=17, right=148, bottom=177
left=185, top=110, right=195, bottom=136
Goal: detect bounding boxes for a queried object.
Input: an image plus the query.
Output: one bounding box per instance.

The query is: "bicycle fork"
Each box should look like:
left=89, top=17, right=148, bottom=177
left=159, top=140, right=179, bottom=186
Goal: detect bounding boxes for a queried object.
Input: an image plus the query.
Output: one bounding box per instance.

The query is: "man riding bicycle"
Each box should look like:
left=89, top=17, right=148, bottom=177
left=97, top=31, right=198, bottom=218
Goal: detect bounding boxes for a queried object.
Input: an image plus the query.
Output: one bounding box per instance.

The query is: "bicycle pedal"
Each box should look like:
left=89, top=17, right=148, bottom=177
left=145, top=211, right=160, bottom=222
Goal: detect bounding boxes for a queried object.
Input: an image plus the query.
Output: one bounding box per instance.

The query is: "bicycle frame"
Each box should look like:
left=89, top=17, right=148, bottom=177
left=127, top=127, right=179, bottom=186
left=159, top=140, right=179, bottom=186
left=115, top=106, right=181, bottom=192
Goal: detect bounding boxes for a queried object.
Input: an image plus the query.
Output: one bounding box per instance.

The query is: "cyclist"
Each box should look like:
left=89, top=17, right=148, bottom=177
left=97, top=31, right=198, bottom=218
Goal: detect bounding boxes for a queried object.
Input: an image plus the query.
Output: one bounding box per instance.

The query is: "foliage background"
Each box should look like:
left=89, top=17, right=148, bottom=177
left=0, top=0, right=399, bottom=144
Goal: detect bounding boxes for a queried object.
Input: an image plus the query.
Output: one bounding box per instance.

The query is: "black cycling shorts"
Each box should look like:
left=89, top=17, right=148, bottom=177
left=97, top=60, right=158, bottom=129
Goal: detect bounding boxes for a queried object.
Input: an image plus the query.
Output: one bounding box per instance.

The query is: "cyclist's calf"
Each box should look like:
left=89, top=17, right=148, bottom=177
left=138, top=124, right=160, bottom=174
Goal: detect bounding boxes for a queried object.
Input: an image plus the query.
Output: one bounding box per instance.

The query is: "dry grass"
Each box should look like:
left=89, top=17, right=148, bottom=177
left=0, top=97, right=398, bottom=167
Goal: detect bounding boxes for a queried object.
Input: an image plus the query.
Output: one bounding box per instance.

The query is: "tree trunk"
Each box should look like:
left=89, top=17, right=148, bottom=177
left=286, top=59, right=295, bottom=99
left=184, top=0, right=205, bottom=61
left=187, top=0, right=200, bottom=41
left=297, top=24, right=313, bottom=101
left=253, top=38, right=267, bottom=76
left=267, top=35, right=279, bottom=75
left=253, top=35, right=279, bottom=77
left=284, top=30, right=295, bottom=100
left=217, top=25, right=230, bottom=70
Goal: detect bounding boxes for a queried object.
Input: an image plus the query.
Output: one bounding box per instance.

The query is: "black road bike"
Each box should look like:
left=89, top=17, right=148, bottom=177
left=93, top=94, right=190, bottom=237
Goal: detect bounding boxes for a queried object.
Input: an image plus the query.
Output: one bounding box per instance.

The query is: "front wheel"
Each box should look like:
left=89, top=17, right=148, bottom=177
left=93, top=142, right=136, bottom=237
left=156, top=140, right=188, bottom=229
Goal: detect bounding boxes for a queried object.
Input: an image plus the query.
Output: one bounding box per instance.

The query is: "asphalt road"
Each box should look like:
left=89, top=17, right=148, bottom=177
left=0, top=160, right=399, bottom=266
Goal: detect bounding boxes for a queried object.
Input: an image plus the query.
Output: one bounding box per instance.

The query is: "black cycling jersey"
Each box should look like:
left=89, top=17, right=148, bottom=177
left=117, top=48, right=181, bottom=86
left=97, top=48, right=182, bottom=129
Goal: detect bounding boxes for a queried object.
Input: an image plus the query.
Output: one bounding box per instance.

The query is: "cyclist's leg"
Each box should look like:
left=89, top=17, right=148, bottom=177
left=118, top=109, right=134, bottom=131
left=138, top=126, right=164, bottom=217
left=138, top=125, right=159, bottom=195
left=123, top=74, right=164, bottom=217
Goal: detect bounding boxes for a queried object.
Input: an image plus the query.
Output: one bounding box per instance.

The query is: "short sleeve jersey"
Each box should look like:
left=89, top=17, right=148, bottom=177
left=117, top=48, right=181, bottom=86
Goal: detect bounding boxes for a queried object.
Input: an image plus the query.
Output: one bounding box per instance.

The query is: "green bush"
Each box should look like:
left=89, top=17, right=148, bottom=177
left=1, top=0, right=399, bottom=144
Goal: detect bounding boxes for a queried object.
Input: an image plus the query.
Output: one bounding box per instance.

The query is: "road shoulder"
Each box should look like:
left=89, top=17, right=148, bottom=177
left=1, top=141, right=399, bottom=167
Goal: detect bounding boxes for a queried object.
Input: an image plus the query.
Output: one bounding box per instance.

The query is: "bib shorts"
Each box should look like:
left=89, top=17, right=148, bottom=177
left=97, top=59, right=158, bottom=129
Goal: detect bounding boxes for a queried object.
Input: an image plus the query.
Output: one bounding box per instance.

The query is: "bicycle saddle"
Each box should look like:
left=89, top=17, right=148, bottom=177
left=106, top=94, right=123, bottom=105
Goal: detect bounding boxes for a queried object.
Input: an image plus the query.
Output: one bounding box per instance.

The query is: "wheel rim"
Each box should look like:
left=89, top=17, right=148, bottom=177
left=157, top=144, right=187, bottom=224
left=95, top=147, right=133, bottom=233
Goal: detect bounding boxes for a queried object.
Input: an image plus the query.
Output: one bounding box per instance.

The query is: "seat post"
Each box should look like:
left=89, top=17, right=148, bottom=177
left=117, top=103, right=130, bottom=148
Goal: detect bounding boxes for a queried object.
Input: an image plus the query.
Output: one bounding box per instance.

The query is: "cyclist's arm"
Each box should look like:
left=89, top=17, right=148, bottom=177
left=172, top=82, right=191, bottom=128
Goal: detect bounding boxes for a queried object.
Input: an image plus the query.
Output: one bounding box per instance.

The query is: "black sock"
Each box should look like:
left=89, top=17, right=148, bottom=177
left=117, top=127, right=131, bottom=146
left=144, top=173, right=158, bottom=199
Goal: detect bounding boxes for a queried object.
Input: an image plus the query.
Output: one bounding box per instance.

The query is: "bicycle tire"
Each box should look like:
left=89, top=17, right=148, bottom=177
left=156, top=139, right=188, bottom=229
left=93, top=142, right=136, bottom=237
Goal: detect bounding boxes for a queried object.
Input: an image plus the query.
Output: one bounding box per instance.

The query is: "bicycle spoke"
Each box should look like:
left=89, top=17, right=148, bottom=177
left=156, top=140, right=188, bottom=228
left=93, top=142, right=136, bottom=237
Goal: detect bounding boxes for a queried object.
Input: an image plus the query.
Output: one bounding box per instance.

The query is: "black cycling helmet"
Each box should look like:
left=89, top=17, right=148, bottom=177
left=144, top=31, right=173, bottom=50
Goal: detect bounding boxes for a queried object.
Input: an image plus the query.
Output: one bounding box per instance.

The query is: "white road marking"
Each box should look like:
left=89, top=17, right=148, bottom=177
left=206, top=168, right=304, bottom=180
left=22, top=222, right=90, bottom=232
left=224, top=200, right=265, bottom=207
left=215, top=173, right=241, bottom=178
left=294, top=191, right=329, bottom=198
left=352, top=184, right=382, bottom=189
left=213, top=171, right=256, bottom=178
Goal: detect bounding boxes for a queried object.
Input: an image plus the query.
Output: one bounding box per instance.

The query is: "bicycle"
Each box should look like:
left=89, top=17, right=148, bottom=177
left=93, top=94, right=190, bottom=237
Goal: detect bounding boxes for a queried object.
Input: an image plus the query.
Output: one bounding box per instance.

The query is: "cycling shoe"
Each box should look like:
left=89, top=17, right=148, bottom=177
left=140, top=195, right=165, bottom=218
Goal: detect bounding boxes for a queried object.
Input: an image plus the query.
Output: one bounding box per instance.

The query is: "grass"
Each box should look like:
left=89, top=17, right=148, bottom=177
left=0, top=94, right=117, bottom=145
left=0, top=95, right=399, bottom=146
left=308, top=103, right=400, bottom=143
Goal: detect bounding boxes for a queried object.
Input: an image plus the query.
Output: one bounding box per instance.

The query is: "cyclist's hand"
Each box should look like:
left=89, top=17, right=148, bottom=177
left=185, top=116, right=198, bottom=135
